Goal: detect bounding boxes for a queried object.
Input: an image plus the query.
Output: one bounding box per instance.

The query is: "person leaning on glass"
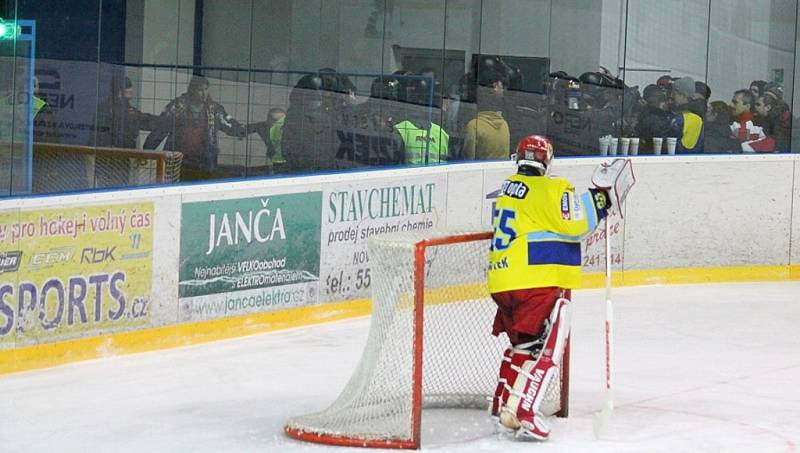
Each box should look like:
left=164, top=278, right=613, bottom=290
left=143, top=75, right=247, bottom=181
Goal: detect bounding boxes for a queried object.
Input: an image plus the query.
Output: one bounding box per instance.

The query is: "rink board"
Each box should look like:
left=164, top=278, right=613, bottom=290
left=0, top=155, right=798, bottom=373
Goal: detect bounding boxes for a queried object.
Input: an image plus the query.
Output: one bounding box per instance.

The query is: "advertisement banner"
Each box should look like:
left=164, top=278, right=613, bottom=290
left=0, top=203, right=154, bottom=348
left=178, top=192, right=322, bottom=321
left=34, top=59, right=113, bottom=145
left=320, top=175, right=447, bottom=303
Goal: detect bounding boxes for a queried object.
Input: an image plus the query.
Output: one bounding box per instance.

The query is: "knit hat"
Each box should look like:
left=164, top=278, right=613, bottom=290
left=672, top=77, right=695, bottom=98
left=764, top=82, right=784, bottom=100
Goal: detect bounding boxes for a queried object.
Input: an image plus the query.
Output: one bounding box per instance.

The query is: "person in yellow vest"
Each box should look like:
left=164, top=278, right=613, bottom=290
left=266, top=107, right=287, bottom=172
left=250, top=107, right=287, bottom=174
left=393, top=74, right=449, bottom=166
left=668, top=77, right=704, bottom=152
left=487, top=135, right=611, bottom=441
left=463, top=68, right=510, bottom=160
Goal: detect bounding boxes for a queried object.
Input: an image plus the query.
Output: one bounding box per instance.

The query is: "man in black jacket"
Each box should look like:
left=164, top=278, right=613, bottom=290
left=144, top=75, right=246, bottom=181
left=635, top=84, right=672, bottom=154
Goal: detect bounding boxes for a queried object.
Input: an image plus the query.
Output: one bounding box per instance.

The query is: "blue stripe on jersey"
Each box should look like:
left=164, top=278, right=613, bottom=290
left=527, top=240, right=582, bottom=266
left=581, top=192, right=599, bottom=231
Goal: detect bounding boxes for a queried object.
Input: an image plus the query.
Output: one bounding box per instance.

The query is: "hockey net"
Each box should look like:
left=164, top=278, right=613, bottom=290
left=32, top=143, right=183, bottom=193
left=285, top=230, right=569, bottom=449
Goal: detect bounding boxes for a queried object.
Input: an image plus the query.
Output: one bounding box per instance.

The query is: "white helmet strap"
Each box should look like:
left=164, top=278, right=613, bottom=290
left=518, top=159, right=548, bottom=175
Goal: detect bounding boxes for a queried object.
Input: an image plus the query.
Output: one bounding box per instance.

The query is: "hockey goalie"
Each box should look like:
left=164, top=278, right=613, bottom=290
left=488, top=135, right=621, bottom=440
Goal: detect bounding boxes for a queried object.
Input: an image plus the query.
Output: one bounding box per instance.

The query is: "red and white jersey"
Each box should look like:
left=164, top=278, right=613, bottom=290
left=730, top=112, right=775, bottom=153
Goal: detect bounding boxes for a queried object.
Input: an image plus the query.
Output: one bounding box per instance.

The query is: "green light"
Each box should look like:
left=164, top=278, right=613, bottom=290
left=0, top=19, right=20, bottom=40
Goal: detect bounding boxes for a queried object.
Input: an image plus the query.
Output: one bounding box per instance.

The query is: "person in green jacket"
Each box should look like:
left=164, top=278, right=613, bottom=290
left=393, top=73, right=449, bottom=166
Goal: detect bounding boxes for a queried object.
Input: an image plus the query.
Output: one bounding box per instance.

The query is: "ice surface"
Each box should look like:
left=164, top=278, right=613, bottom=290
left=1, top=282, right=799, bottom=453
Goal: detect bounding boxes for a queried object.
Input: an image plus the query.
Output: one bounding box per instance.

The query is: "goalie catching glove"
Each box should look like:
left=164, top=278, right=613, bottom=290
left=589, top=188, right=612, bottom=220
left=591, top=158, right=636, bottom=218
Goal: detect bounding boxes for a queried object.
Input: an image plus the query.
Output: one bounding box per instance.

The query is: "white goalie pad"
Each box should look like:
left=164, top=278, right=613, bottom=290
left=591, top=158, right=636, bottom=217
left=546, top=298, right=571, bottom=366
left=500, top=299, right=572, bottom=440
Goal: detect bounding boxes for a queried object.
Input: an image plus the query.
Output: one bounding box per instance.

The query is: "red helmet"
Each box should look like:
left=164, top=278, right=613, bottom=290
left=515, top=135, right=553, bottom=174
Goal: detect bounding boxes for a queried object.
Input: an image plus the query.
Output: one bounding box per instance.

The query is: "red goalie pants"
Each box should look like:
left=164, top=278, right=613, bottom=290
left=490, top=287, right=571, bottom=346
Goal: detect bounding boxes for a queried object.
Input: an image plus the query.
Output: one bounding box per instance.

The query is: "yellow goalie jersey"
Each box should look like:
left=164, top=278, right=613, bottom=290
left=488, top=173, right=600, bottom=293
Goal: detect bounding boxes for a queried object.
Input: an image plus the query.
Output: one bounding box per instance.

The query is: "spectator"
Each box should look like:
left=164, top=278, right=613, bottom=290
left=695, top=81, right=711, bottom=103
left=545, top=73, right=595, bottom=156
left=635, top=84, right=672, bottom=153
left=656, top=74, right=675, bottom=89
left=690, top=81, right=710, bottom=117
left=579, top=71, right=627, bottom=138
left=393, top=74, right=449, bottom=165
left=94, top=74, right=161, bottom=187
left=250, top=107, right=288, bottom=174
left=754, top=95, right=787, bottom=153
left=763, top=82, right=784, bottom=102
left=703, top=101, right=739, bottom=153
left=763, top=83, right=792, bottom=152
left=504, top=74, right=547, bottom=158
left=668, top=77, right=704, bottom=152
left=730, top=89, right=773, bottom=152
left=266, top=108, right=287, bottom=172
left=281, top=72, right=344, bottom=172
left=144, top=75, right=247, bottom=180
left=95, top=75, right=159, bottom=149
left=418, top=66, right=443, bottom=108
left=749, top=80, right=768, bottom=99
left=656, top=75, right=675, bottom=112
left=333, top=74, right=404, bottom=167
left=543, top=71, right=628, bottom=157
left=463, top=68, right=510, bottom=160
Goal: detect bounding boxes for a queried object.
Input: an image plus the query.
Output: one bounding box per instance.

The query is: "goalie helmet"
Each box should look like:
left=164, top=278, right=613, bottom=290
left=515, top=135, right=554, bottom=175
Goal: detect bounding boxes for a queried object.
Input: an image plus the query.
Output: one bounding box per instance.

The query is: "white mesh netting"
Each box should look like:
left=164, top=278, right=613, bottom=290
left=286, top=230, right=564, bottom=447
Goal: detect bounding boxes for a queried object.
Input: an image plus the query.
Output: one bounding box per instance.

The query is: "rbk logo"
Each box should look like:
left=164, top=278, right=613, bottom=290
left=81, top=247, right=117, bottom=264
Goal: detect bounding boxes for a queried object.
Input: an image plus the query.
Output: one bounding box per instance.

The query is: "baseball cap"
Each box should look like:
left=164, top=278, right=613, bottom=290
left=672, top=77, right=695, bottom=98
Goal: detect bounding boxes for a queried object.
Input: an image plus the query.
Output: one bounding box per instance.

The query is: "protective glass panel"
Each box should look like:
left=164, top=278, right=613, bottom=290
left=708, top=0, right=796, bottom=153
left=0, top=20, right=36, bottom=196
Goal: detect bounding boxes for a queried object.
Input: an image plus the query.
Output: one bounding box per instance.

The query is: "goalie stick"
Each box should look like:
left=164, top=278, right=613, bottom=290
left=591, top=158, right=636, bottom=439
left=592, top=215, right=615, bottom=439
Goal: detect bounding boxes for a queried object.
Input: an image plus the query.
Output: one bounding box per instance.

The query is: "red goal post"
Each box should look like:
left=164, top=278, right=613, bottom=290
left=285, top=230, right=569, bottom=449
left=32, top=143, right=182, bottom=192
